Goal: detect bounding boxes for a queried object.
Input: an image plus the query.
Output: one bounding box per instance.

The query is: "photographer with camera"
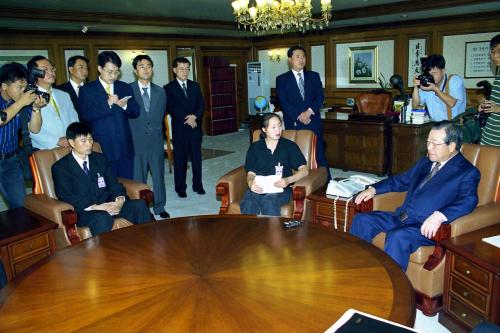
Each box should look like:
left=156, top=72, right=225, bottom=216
left=0, top=62, right=46, bottom=209
left=412, top=54, right=466, bottom=121
left=26, top=56, right=79, bottom=150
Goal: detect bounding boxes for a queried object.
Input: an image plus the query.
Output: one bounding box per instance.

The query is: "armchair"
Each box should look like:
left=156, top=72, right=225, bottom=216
left=216, top=129, right=327, bottom=219
left=24, top=143, right=154, bottom=250
left=370, top=143, right=500, bottom=316
left=356, top=92, right=392, bottom=115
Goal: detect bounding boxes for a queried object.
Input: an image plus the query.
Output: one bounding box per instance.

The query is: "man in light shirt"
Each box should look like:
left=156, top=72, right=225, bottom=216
left=52, top=122, right=151, bottom=236
left=27, top=55, right=79, bottom=149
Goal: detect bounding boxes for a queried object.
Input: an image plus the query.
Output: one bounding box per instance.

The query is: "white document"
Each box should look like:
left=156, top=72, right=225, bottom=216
left=482, top=235, right=500, bottom=248
left=254, top=175, right=283, bottom=194
left=324, top=309, right=421, bottom=333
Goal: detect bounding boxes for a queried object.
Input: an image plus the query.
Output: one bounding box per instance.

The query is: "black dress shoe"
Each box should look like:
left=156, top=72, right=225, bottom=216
left=177, top=192, right=187, bottom=198
left=159, top=212, right=170, bottom=219
left=195, top=189, right=206, bottom=195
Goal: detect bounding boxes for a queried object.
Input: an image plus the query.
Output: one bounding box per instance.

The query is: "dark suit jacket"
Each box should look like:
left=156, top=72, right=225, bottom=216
left=52, top=152, right=126, bottom=213
left=128, top=81, right=166, bottom=154
left=275, top=70, right=324, bottom=132
left=163, top=79, right=204, bottom=138
left=55, top=81, right=80, bottom=117
left=79, top=80, right=139, bottom=161
left=374, top=153, right=481, bottom=224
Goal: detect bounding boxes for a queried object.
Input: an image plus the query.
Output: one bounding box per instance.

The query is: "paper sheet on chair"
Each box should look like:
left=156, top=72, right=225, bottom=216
left=255, top=175, right=283, bottom=193
left=482, top=235, right=500, bottom=248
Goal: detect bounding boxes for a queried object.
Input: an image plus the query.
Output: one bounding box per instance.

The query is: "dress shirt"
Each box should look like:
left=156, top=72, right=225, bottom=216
left=418, top=74, right=466, bottom=121
left=99, top=77, right=114, bottom=95
left=138, top=81, right=151, bottom=95
left=70, top=79, right=84, bottom=97
left=72, top=150, right=90, bottom=172
left=176, top=78, right=187, bottom=89
left=291, top=69, right=304, bottom=89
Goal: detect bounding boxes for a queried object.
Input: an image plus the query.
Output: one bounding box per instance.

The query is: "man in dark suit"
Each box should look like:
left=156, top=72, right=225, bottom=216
left=276, top=45, right=329, bottom=179
left=129, top=54, right=169, bottom=219
left=79, top=51, right=139, bottom=179
left=52, top=122, right=151, bottom=236
left=55, top=55, right=89, bottom=119
left=163, top=57, right=205, bottom=198
left=351, top=121, right=480, bottom=271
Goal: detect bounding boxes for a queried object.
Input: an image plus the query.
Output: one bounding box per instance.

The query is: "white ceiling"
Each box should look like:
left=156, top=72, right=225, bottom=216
left=0, top=0, right=499, bottom=37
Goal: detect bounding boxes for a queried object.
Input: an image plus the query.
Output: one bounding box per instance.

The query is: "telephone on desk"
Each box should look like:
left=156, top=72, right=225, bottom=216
left=326, top=175, right=378, bottom=198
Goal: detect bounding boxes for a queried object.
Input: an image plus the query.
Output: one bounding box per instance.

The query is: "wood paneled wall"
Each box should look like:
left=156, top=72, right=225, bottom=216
left=253, top=13, right=500, bottom=109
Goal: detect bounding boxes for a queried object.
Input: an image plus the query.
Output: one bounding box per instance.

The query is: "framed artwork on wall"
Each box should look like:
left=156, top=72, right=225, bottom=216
left=408, top=38, right=427, bottom=87
left=465, top=41, right=493, bottom=78
left=349, top=46, right=378, bottom=83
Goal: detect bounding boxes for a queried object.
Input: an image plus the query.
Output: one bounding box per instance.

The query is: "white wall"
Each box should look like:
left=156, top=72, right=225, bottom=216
left=257, top=49, right=289, bottom=88
left=311, top=45, right=326, bottom=88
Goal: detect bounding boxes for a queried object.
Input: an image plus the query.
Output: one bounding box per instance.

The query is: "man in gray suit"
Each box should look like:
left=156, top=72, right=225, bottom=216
left=129, top=55, right=169, bottom=219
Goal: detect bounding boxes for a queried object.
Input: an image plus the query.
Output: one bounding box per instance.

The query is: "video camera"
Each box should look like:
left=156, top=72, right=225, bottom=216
left=417, top=57, right=435, bottom=87
left=25, top=67, right=50, bottom=103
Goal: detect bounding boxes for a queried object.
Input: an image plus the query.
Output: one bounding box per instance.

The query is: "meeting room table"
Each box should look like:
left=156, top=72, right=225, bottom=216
left=0, top=215, right=416, bottom=332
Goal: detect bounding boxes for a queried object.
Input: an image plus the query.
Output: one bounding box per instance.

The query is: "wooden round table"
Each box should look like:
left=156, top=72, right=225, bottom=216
left=0, top=215, right=415, bottom=332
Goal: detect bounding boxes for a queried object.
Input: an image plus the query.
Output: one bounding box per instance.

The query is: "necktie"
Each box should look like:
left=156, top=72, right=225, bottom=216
left=182, top=82, right=188, bottom=99
left=417, top=162, right=441, bottom=189
left=82, top=160, right=90, bottom=176
left=142, top=87, right=150, bottom=112
left=297, top=72, right=305, bottom=100
left=50, top=94, right=61, bottom=118
left=105, top=83, right=111, bottom=95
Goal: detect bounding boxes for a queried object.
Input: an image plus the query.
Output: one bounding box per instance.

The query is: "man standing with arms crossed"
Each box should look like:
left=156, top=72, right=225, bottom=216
left=129, top=54, right=169, bottom=219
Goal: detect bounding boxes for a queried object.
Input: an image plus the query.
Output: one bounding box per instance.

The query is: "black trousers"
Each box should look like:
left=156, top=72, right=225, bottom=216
left=77, top=199, right=151, bottom=236
left=173, top=132, right=203, bottom=193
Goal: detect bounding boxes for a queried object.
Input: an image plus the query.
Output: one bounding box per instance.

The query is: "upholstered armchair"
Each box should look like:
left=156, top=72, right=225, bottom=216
left=216, top=129, right=327, bottom=220
left=356, top=92, right=392, bottom=115
left=24, top=144, right=154, bottom=250
left=370, top=143, right=500, bottom=316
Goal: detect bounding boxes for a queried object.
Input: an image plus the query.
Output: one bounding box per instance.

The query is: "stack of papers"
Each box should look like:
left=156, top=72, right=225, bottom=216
left=407, top=109, right=430, bottom=124
left=325, top=309, right=421, bottom=333
left=482, top=235, right=500, bottom=248
left=254, top=175, right=283, bottom=193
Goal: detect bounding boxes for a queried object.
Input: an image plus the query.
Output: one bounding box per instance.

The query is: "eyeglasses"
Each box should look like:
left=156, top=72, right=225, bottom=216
left=426, top=141, right=448, bottom=149
left=490, top=49, right=500, bottom=55
left=102, top=69, right=121, bottom=76
left=40, top=67, right=56, bottom=73
left=176, top=67, right=190, bottom=72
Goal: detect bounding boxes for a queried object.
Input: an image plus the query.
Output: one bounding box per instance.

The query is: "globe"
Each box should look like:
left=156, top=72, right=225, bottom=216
left=254, top=96, right=268, bottom=112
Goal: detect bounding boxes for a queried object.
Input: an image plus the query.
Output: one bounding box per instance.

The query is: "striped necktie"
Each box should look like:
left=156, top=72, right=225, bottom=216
left=417, top=162, right=441, bottom=189
left=82, top=161, right=90, bottom=176
left=142, top=87, right=150, bottom=112
left=297, top=72, right=305, bottom=100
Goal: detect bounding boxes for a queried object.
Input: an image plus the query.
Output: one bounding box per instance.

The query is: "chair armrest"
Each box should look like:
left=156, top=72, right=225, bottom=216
left=24, top=194, right=74, bottom=228
left=118, top=177, right=154, bottom=204
left=293, top=167, right=327, bottom=196
left=216, top=166, right=247, bottom=213
left=372, top=192, right=406, bottom=211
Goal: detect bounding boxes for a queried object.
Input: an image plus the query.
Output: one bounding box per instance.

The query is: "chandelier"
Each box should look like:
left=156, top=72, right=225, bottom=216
left=231, top=0, right=333, bottom=35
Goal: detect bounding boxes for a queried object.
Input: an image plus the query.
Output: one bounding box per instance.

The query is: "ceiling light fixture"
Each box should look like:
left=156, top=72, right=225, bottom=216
left=268, top=49, right=282, bottom=62
left=231, top=0, right=333, bottom=35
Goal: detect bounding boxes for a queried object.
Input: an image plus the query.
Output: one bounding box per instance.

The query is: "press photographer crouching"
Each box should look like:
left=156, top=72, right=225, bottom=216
left=0, top=62, right=47, bottom=209
left=412, top=54, right=467, bottom=121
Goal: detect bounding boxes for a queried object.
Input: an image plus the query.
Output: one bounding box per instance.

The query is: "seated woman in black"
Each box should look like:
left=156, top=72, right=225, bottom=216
left=240, top=113, right=308, bottom=216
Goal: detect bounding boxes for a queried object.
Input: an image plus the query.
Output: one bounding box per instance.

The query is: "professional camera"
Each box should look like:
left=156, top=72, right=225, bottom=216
left=25, top=67, right=50, bottom=103
left=417, top=57, right=435, bottom=87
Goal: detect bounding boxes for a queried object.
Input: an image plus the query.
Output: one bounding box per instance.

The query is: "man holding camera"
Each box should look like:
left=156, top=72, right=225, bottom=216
left=412, top=54, right=466, bottom=121
left=27, top=56, right=79, bottom=150
left=0, top=62, right=46, bottom=209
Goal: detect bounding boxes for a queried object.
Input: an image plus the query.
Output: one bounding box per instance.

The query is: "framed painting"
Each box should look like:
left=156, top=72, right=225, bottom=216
left=465, top=41, right=494, bottom=78
left=349, top=46, right=378, bottom=83
left=408, top=38, right=427, bottom=87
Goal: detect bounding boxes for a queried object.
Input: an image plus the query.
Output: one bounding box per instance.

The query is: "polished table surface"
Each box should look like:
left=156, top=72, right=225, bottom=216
left=0, top=215, right=415, bottom=332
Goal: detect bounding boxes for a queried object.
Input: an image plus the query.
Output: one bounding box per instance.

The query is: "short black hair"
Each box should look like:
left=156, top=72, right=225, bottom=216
left=432, top=121, right=462, bottom=150
left=427, top=54, right=446, bottom=70
left=132, top=54, right=154, bottom=69
left=97, top=51, right=121, bottom=68
left=0, top=62, right=28, bottom=84
left=287, top=46, right=306, bottom=58
left=67, top=55, right=89, bottom=69
left=66, top=122, right=93, bottom=140
left=172, top=57, right=191, bottom=68
left=490, top=34, right=500, bottom=50
left=27, top=55, right=51, bottom=74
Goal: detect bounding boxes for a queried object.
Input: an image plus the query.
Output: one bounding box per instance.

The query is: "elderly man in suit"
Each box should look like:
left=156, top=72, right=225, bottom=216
left=163, top=57, right=205, bottom=198
left=55, top=55, right=89, bottom=120
left=27, top=55, right=79, bottom=150
left=52, top=122, right=151, bottom=236
left=351, top=121, right=480, bottom=271
left=129, top=54, right=169, bottom=219
left=276, top=45, right=330, bottom=180
left=79, top=51, right=139, bottom=179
